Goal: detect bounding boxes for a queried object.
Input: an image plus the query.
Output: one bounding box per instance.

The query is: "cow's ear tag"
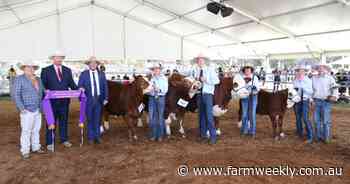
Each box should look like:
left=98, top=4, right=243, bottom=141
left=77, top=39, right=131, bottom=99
left=177, top=98, right=189, bottom=108
left=138, top=103, right=145, bottom=113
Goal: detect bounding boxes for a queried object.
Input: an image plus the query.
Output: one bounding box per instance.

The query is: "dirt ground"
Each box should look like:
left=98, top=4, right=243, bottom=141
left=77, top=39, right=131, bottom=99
left=0, top=99, right=349, bottom=184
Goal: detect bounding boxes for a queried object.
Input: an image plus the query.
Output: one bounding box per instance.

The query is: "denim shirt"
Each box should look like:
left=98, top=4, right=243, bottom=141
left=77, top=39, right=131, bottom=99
left=13, top=74, right=44, bottom=112
left=293, top=77, right=313, bottom=100
left=149, top=75, right=168, bottom=96
left=192, top=66, right=220, bottom=95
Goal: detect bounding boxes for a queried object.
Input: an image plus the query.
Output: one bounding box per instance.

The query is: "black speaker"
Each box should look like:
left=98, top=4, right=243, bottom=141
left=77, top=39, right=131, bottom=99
left=221, top=6, right=234, bottom=17
left=207, top=2, right=221, bottom=15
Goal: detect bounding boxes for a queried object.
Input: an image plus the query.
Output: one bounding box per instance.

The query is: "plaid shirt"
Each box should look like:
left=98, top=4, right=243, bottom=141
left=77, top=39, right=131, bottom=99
left=13, top=74, right=44, bottom=112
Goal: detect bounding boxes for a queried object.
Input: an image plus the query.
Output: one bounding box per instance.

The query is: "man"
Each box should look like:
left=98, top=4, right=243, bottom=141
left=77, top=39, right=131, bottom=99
left=13, top=62, right=45, bottom=159
left=147, top=63, right=168, bottom=142
left=293, top=65, right=313, bottom=144
left=41, top=51, right=78, bottom=151
left=78, top=57, right=108, bottom=144
left=258, top=67, right=266, bottom=86
left=193, top=56, right=220, bottom=145
left=312, top=64, right=339, bottom=144
left=273, top=69, right=281, bottom=91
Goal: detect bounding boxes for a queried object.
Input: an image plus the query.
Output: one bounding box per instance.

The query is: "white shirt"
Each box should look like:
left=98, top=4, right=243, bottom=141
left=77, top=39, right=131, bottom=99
left=89, top=70, right=100, bottom=96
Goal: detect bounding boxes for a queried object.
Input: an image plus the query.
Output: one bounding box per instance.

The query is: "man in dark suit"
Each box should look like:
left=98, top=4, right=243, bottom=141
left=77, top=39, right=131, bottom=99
left=78, top=57, right=108, bottom=144
left=41, top=51, right=78, bottom=151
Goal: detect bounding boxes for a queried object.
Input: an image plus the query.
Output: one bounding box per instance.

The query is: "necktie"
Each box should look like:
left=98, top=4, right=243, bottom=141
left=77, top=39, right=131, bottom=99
left=92, top=71, right=98, bottom=97
left=199, top=69, right=203, bottom=82
left=57, top=66, right=63, bottom=81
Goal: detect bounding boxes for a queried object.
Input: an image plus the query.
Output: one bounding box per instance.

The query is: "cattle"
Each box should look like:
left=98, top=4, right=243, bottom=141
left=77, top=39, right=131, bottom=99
left=165, top=74, right=234, bottom=138
left=103, top=75, right=152, bottom=141
left=163, top=73, right=201, bottom=137
left=237, top=89, right=289, bottom=140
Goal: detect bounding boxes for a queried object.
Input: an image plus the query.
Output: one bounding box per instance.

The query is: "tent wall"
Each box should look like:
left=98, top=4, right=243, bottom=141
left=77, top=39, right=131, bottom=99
left=0, top=16, right=57, bottom=61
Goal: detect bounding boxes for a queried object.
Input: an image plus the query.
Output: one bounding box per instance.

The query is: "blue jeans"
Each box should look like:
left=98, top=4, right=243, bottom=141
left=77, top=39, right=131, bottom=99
left=148, top=96, right=165, bottom=139
left=240, top=95, right=257, bottom=135
left=198, top=94, right=217, bottom=142
left=46, top=106, right=69, bottom=145
left=314, top=99, right=332, bottom=141
left=294, top=100, right=313, bottom=140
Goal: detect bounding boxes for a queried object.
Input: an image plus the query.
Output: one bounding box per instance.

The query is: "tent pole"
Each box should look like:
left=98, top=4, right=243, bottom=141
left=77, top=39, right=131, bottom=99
left=122, top=16, right=126, bottom=62
left=56, top=0, right=62, bottom=51
left=90, top=2, right=96, bottom=56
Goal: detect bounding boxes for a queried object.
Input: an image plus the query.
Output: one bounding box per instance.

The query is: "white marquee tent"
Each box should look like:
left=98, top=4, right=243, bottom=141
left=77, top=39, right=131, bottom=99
left=0, top=0, right=349, bottom=62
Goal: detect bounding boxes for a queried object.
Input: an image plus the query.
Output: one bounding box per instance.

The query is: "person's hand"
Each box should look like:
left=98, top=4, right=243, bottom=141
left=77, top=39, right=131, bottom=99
left=79, top=88, right=85, bottom=92
left=200, top=77, right=206, bottom=82
left=21, top=109, right=29, bottom=114
left=48, top=124, right=55, bottom=130
left=103, top=100, right=108, bottom=106
left=45, top=89, right=50, bottom=93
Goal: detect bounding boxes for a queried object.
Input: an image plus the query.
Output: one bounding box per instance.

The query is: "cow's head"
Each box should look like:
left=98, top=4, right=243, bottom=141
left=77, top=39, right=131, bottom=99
left=169, top=73, right=199, bottom=99
left=212, top=77, right=234, bottom=117
left=184, top=77, right=201, bottom=98
left=133, top=75, right=152, bottom=94
left=287, top=88, right=301, bottom=108
left=232, top=74, right=249, bottom=99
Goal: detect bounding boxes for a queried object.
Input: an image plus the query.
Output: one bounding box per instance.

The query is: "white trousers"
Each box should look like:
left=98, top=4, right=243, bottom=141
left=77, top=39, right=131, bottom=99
left=20, top=110, right=42, bottom=155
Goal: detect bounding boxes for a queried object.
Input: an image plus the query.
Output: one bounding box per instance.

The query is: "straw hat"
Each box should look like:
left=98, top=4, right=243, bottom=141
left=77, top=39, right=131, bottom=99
left=49, top=50, right=66, bottom=60
left=241, top=63, right=255, bottom=72
left=85, top=56, right=100, bottom=65
left=19, top=61, right=39, bottom=70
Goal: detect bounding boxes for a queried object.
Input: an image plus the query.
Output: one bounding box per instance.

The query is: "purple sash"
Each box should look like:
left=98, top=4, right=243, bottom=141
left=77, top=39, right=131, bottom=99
left=42, top=90, right=87, bottom=126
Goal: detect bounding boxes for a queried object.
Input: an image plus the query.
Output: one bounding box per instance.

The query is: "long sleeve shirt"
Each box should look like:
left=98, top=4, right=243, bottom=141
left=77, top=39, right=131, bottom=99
left=293, top=77, right=313, bottom=100
left=192, top=66, right=220, bottom=95
left=150, top=75, right=168, bottom=96
left=312, top=74, right=339, bottom=100
left=13, top=74, right=44, bottom=112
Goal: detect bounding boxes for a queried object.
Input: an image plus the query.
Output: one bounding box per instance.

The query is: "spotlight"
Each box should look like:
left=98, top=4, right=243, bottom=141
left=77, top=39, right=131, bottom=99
left=207, top=2, right=221, bottom=15
left=221, top=6, right=234, bottom=18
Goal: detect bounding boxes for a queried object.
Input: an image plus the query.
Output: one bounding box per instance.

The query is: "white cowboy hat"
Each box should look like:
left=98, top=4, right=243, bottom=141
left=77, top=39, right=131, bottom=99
left=19, top=61, right=39, bottom=70
left=312, top=63, right=331, bottom=72
left=84, top=56, right=101, bottom=65
left=294, top=64, right=310, bottom=71
left=147, top=62, right=163, bottom=70
left=49, top=50, right=66, bottom=60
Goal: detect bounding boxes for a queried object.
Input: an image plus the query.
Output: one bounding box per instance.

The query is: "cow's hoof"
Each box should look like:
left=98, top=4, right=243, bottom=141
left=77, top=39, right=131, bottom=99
left=104, top=121, right=110, bottom=130
left=279, top=132, right=286, bottom=138
left=181, top=134, right=186, bottom=138
left=216, top=129, right=222, bottom=136
left=137, top=119, right=143, bottom=127
left=133, top=135, right=138, bottom=141
left=237, top=121, right=242, bottom=128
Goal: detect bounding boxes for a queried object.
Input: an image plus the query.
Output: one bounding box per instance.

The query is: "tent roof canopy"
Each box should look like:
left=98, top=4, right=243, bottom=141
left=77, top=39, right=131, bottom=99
left=0, top=0, right=349, bottom=60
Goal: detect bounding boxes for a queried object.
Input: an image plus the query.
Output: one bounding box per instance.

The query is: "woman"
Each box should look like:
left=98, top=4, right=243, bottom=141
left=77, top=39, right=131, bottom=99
left=293, top=65, right=313, bottom=144
left=148, top=63, right=168, bottom=142
left=236, top=64, right=260, bottom=137
left=13, top=62, right=45, bottom=159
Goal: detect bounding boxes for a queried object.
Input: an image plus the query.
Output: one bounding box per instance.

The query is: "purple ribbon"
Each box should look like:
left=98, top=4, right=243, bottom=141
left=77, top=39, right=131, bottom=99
left=42, top=90, right=87, bottom=126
